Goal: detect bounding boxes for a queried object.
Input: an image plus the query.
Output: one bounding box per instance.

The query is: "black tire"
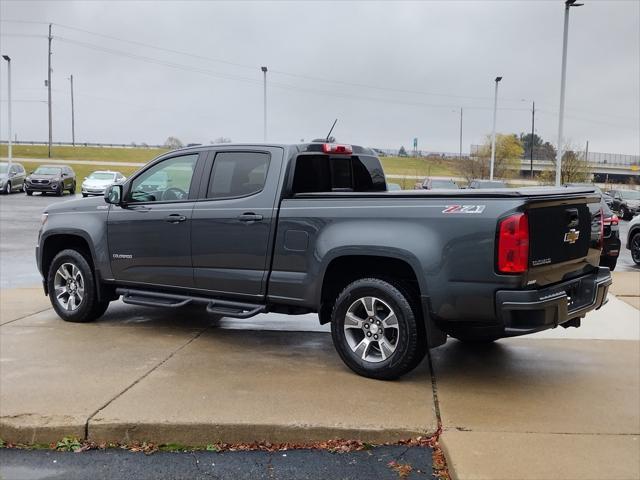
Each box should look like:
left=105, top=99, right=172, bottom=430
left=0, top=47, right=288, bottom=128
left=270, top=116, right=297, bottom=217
left=2, top=181, right=11, bottom=194
left=600, top=256, right=617, bottom=271
left=25, top=188, right=33, bottom=196
left=56, top=183, right=63, bottom=196
left=620, top=206, right=630, bottom=220
left=631, top=232, right=640, bottom=266
left=330, top=277, right=425, bottom=380
left=69, top=182, right=76, bottom=194
left=47, top=248, right=110, bottom=323
left=82, top=193, right=88, bottom=198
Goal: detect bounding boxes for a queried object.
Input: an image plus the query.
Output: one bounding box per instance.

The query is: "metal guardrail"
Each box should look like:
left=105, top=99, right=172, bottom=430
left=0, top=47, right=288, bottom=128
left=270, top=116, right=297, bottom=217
left=0, top=140, right=166, bottom=149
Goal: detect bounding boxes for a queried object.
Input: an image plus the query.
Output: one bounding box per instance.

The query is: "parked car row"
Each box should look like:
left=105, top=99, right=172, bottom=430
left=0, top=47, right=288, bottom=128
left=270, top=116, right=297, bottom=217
left=0, top=162, right=126, bottom=197
left=414, top=177, right=508, bottom=190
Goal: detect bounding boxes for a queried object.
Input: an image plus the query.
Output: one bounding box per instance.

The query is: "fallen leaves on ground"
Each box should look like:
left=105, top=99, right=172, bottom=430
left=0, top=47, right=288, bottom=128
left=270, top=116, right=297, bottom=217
left=388, top=460, right=413, bottom=478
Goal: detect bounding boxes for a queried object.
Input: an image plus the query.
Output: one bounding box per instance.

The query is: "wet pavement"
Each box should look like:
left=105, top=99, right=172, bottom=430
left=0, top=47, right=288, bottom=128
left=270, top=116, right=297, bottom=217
left=0, top=446, right=433, bottom=480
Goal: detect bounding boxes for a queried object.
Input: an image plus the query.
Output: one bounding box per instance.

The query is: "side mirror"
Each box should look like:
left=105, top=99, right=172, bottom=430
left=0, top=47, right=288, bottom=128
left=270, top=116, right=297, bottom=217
left=104, top=184, right=124, bottom=206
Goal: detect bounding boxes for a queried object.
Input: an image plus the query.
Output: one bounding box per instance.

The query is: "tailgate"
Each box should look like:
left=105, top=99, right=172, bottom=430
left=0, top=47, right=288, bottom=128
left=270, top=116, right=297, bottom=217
left=524, top=190, right=602, bottom=286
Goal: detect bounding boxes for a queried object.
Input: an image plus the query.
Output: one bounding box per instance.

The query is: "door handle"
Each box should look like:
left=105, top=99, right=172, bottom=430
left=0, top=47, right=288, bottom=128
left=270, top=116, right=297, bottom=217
left=165, top=214, right=187, bottom=223
left=237, top=213, right=263, bottom=222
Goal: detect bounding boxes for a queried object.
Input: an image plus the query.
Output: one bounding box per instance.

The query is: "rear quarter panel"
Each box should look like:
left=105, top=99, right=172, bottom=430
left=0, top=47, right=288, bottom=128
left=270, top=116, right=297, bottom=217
left=269, top=196, right=525, bottom=323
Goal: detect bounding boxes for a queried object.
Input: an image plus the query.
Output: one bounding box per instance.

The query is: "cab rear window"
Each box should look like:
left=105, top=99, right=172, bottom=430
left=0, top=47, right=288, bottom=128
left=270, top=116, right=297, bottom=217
left=292, top=154, right=385, bottom=193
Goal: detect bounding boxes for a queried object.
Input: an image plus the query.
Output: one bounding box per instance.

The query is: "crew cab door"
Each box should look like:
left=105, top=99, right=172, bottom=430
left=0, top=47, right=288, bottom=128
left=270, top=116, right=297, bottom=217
left=191, top=147, right=283, bottom=299
left=107, top=152, right=205, bottom=288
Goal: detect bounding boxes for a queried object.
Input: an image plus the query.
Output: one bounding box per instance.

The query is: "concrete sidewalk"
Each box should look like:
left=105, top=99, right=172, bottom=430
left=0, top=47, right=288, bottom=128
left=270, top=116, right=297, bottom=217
left=438, top=270, right=640, bottom=480
left=0, top=291, right=437, bottom=445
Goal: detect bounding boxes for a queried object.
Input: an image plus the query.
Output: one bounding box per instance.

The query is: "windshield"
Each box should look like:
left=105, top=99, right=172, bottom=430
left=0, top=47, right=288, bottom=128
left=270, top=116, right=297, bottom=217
left=0, top=164, right=8, bottom=174
left=621, top=190, right=640, bottom=200
left=33, top=167, right=62, bottom=175
left=430, top=180, right=458, bottom=189
left=474, top=181, right=506, bottom=188
left=88, top=172, right=116, bottom=180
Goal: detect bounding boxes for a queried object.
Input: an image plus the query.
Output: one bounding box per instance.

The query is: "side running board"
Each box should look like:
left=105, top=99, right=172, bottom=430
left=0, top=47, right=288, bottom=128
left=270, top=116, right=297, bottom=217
left=116, top=288, right=267, bottom=319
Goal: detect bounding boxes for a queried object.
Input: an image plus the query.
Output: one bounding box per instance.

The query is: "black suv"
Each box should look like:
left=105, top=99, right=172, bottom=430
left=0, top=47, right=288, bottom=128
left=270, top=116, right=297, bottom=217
left=25, top=165, right=76, bottom=196
left=607, top=189, right=640, bottom=220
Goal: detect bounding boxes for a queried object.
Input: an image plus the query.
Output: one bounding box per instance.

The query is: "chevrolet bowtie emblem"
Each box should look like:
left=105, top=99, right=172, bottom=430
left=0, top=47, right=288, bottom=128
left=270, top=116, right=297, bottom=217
left=564, top=229, right=580, bottom=244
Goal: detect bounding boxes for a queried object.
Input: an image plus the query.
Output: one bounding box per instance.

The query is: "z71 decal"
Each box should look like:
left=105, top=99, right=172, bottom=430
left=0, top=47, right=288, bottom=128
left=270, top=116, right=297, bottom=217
left=442, top=205, right=486, bottom=214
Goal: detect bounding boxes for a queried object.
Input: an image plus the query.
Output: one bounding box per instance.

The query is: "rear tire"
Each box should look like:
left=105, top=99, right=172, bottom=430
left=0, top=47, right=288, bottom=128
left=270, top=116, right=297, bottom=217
left=600, top=257, right=617, bottom=271
left=620, top=206, right=630, bottom=220
left=47, top=249, right=109, bottom=323
left=330, top=277, right=425, bottom=380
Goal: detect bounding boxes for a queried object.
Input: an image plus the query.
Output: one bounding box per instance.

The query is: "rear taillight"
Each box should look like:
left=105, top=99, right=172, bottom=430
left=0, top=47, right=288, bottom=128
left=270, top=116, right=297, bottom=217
left=598, top=208, right=604, bottom=249
left=322, top=143, right=353, bottom=155
left=603, top=214, right=618, bottom=226
left=497, top=212, right=529, bottom=274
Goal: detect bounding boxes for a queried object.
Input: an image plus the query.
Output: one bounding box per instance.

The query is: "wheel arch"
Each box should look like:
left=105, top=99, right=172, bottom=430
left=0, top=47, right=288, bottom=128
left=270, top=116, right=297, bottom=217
left=40, top=231, right=105, bottom=300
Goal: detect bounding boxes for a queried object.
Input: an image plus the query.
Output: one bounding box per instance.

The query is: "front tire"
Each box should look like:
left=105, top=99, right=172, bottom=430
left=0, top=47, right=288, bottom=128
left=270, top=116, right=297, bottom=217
left=330, top=277, right=425, bottom=380
left=56, top=183, right=63, bottom=196
left=47, top=249, right=109, bottom=323
left=3, top=182, right=11, bottom=194
left=69, top=182, right=76, bottom=194
left=631, top=232, right=640, bottom=266
left=25, top=188, right=33, bottom=196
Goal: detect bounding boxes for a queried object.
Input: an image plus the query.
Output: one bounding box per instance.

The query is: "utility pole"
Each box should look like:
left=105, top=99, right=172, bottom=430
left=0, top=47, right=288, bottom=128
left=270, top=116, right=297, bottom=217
left=555, top=0, right=583, bottom=186
left=69, top=75, right=75, bottom=146
left=459, top=107, right=463, bottom=161
left=261, top=66, right=267, bottom=142
left=489, top=76, right=502, bottom=181
left=584, top=140, right=589, bottom=163
left=2, top=55, right=12, bottom=168
left=47, top=24, right=53, bottom=158
left=530, top=101, right=535, bottom=179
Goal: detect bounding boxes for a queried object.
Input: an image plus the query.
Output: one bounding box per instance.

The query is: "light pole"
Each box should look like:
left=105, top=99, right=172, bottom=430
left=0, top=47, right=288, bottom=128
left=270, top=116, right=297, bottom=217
left=2, top=55, right=12, bottom=168
left=555, top=0, right=583, bottom=186
left=489, top=76, right=502, bottom=180
left=459, top=107, right=463, bottom=161
left=69, top=75, right=75, bottom=146
left=261, top=66, right=267, bottom=142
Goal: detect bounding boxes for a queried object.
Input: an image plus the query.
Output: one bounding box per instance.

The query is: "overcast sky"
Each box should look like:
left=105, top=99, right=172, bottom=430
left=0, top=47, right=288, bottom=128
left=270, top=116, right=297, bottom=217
left=0, top=0, right=638, bottom=155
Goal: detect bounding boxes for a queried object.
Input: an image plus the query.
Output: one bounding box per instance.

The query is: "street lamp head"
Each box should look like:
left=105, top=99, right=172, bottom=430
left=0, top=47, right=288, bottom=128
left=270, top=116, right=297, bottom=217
left=2, top=55, right=10, bottom=62
left=261, top=66, right=268, bottom=73
left=566, top=0, right=584, bottom=6
left=495, top=76, right=503, bottom=83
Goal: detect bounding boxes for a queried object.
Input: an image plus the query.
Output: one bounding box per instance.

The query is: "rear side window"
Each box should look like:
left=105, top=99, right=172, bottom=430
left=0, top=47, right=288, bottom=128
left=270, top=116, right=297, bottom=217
left=292, top=155, right=385, bottom=194
left=207, top=152, right=270, bottom=199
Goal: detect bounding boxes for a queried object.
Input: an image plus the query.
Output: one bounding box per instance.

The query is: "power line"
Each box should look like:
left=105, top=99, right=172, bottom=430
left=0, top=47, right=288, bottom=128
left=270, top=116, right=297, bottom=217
left=48, top=21, right=523, bottom=103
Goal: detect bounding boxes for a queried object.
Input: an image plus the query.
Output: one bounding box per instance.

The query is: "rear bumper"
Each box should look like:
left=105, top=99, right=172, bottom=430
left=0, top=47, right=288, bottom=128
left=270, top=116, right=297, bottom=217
left=496, top=267, right=612, bottom=335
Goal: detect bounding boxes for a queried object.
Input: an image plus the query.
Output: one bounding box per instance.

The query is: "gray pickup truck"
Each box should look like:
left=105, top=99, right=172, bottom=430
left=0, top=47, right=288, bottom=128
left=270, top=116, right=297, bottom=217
left=36, top=142, right=612, bottom=379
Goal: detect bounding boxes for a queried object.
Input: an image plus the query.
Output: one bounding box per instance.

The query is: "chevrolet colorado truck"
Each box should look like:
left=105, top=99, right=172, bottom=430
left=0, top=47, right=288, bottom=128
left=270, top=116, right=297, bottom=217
left=36, top=142, right=612, bottom=379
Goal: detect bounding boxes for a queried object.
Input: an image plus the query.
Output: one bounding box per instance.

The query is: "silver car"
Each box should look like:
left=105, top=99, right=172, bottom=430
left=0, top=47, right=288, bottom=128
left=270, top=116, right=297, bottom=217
left=81, top=171, right=126, bottom=197
left=627, top=214, right=640, bottom=266
left=0, top=162, right=26, bottom=194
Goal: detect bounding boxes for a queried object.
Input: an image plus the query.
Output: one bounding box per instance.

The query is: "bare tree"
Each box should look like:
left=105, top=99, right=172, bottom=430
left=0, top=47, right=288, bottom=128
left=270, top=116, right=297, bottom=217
left=164, top=136, right=183, bottom=149
left=538, top=144, right=591, bottom=184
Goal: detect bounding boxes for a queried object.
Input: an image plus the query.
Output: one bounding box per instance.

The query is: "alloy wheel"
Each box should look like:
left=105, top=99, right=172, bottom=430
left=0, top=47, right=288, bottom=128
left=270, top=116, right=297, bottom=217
left=53, top=262, right=85, bottom=311
left=632, top=234, right=640, bottom=265
left=343, top=296, right=399, bottom=363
